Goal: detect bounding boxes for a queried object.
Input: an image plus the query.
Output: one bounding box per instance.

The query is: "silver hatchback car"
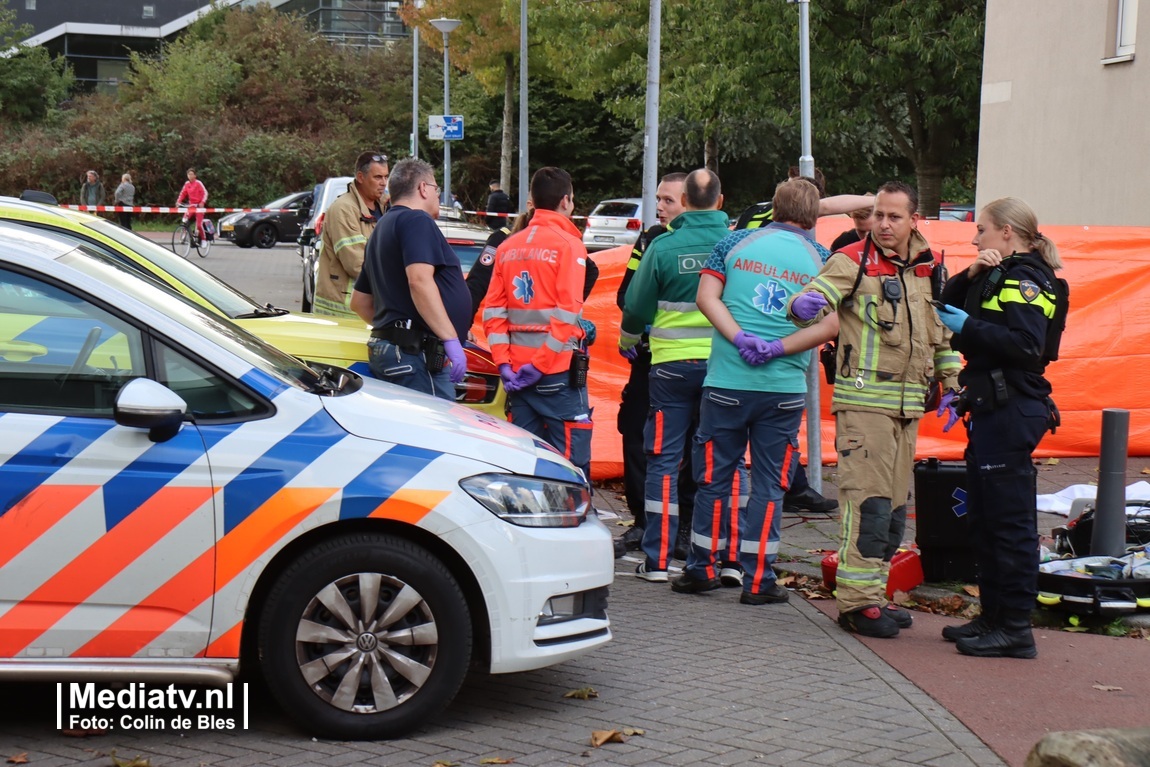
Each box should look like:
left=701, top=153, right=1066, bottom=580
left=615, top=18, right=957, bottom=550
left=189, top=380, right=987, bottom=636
left=581, top=197, right=643, bottom=252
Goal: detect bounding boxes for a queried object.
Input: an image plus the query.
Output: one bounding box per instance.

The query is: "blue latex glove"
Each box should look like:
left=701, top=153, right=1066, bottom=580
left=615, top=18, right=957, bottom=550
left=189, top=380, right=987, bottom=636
left=512, top=363, right=542, bottom=391
left=442, top=338, right=468, bottom=384
left=937, top=389, right=960, bottom=432
left=791, top=291, right=829, bottom=321
left=935, top=304, right=969, bottom=334
left=498, top=363, right=515, bottom=387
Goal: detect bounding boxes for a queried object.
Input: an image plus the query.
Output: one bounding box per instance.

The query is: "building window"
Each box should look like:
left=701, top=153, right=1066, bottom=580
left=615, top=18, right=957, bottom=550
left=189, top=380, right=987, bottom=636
left=143, top=4, right=155, bottom=19
left=25, top=0, right=35, bottom=10
left=1117, top=0, right=1139, bottom=56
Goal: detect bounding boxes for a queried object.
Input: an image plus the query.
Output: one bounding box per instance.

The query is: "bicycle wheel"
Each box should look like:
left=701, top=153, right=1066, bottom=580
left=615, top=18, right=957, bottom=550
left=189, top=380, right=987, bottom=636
left=196, top=232, right=212, bottom=258
left=172, top=224, right=192, bottom=258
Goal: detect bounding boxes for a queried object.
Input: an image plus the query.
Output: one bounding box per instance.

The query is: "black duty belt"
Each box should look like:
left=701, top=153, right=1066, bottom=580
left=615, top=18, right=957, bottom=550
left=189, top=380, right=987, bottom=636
left=371, top=322, right=431, bottom=350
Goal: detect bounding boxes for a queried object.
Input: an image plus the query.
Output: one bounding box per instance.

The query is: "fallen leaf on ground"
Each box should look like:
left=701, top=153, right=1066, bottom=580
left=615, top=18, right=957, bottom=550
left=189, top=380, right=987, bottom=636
left=7, top=754, right=28, bottom=764
left=1092, top=684, right=1123, bottom=692
left=110, top=755, right=150, bottom=767
left=1043, top=457, right=1060, bottom=465
left=432, top=761, right=460, bottom=766
left=590, top=730, right=625, bottom=747
left=563, top=687, right=599, bottom=700
left=962, top=585, right=980, bottom=597
left=1142, top=467, right=1150, bottom=475
left=479, top=758, right=515, bottom=765
left=621, top=726, right=645, bottom=736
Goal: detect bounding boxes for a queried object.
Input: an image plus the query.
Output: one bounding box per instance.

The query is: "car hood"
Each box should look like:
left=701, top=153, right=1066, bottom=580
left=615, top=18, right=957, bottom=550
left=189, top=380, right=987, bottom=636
left=323, top=378, right=584, bottom=482
left=235, top=312, right=370, bottom=368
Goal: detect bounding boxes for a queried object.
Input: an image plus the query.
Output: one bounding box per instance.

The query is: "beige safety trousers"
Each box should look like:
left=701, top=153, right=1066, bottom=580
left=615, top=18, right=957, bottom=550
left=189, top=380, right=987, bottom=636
left=834, top=409, right=920, bottom=613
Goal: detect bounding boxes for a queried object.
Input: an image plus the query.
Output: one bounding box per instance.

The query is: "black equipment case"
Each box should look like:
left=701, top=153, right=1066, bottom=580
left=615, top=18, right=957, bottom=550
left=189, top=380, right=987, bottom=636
left=914, top=458, right=978, bottom=583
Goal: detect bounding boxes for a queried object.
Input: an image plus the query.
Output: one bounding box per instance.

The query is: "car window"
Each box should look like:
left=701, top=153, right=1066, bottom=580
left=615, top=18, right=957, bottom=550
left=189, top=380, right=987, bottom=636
left=592, top=202, right=639, bottom=217
left=55, top=249, right=326, bottom=394
left=0, top=266, right=145, bottom=416
left=81, top=219, right=267, bottom=318
left=155, top=342, right=266, bottom=420
left=264, top=193, right=305, bottom=210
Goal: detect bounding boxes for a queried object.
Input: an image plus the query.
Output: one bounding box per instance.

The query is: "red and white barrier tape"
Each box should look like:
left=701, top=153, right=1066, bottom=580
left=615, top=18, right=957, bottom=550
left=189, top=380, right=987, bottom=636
left=63, top=204, right=591, bottom=221
left=63, top=205, right=294, bottom=214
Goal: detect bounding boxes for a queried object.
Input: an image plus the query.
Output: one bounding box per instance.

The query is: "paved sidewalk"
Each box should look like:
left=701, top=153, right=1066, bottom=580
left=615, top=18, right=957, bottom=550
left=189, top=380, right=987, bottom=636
left=7, top=238, right=1135, bottom=765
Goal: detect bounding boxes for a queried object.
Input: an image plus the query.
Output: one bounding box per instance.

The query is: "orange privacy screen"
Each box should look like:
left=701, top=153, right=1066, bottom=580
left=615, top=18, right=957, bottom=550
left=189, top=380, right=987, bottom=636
left=473, top=219, right=1149, bottom=480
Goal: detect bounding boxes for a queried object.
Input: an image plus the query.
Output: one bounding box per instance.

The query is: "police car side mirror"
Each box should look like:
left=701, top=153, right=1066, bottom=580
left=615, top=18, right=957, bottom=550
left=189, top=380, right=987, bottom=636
left=114, top=378, right=188, bottom=443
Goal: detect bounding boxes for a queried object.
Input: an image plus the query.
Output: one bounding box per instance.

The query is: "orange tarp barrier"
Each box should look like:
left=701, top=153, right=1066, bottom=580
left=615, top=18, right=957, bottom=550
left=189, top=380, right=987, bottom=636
left=476, top=220, right=1150, bottom=480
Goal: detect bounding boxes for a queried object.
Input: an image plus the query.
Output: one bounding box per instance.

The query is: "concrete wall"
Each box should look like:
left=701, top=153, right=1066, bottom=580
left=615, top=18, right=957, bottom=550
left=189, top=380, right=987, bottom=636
left=978, top=0, right=1150, bottom=225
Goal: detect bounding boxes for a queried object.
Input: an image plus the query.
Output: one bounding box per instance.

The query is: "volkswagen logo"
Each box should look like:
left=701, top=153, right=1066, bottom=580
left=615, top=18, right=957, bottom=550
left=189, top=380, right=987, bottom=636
left=356, top=633, right=378, bottom=652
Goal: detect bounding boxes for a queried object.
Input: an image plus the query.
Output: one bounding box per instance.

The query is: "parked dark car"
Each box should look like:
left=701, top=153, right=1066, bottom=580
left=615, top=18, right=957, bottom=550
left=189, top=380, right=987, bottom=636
left=219, top=191, right=313, bottom=249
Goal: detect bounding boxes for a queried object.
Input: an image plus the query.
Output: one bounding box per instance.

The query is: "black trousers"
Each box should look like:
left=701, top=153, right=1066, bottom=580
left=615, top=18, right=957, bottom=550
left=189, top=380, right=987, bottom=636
left=964, top=394, right=1050, bottom=613
left=119, top=212, right=133, bottom=230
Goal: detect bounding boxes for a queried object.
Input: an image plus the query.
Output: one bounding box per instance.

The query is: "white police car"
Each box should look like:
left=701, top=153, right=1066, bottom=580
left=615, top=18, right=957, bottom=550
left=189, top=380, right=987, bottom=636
left=0, top=224, right=612, bottom=739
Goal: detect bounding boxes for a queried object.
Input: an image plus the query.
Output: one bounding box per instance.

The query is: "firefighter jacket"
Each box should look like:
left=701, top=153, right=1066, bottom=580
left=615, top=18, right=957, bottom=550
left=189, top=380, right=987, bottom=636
left=482, top=208, right=587, bottom=374
left=317, top=184, right=378, bottom=307
left=788, top=230, right=961, bottom=417
left=620, top=209, right=730, bottom=365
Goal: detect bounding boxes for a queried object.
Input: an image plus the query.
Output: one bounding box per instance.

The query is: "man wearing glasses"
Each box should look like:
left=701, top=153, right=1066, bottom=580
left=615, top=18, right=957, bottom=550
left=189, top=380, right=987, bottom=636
left=315, top=151, right=389, bottom=317
left=351, top=158, right=469, bottom=398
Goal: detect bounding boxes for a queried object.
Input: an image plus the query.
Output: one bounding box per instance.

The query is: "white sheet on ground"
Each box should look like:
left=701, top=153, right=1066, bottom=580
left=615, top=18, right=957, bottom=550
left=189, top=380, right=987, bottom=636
left=1036, top=481, right=1150, bottom=515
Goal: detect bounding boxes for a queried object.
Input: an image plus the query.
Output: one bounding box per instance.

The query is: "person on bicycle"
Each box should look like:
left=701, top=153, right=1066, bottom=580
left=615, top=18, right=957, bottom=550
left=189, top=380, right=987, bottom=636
left=176, top=168, right=209, bottom=242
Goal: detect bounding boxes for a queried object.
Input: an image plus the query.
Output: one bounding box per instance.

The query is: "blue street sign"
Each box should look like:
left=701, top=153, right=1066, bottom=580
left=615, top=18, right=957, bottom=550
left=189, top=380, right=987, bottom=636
left=429, top=115, right=465, bottom=141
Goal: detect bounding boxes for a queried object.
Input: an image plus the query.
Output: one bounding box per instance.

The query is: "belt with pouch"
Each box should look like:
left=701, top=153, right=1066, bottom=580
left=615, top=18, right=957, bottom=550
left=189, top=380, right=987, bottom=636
left=371, top=321, right=431, bottom=353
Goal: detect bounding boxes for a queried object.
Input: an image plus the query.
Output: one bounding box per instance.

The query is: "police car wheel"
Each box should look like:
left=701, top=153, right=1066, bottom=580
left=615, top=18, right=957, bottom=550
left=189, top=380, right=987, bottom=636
left=258, top=533, right=473, bottom=740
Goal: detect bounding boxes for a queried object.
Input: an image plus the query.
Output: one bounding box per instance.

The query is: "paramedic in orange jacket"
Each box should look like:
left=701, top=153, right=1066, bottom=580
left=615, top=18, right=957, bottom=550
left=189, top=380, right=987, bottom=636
left=483, top=167, right=591, bottom=478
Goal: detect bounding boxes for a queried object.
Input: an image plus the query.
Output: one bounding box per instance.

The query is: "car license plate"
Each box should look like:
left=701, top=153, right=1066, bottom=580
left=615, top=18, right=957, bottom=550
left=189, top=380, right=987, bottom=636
left=594, top=235, right=614, bottom=243
left=221, top=224, right=234, bottom=232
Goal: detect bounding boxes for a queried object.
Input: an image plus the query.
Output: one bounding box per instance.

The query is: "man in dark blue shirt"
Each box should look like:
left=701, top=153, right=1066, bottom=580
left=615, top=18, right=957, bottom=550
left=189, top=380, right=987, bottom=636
left=352, top=158, right=471, bottom=399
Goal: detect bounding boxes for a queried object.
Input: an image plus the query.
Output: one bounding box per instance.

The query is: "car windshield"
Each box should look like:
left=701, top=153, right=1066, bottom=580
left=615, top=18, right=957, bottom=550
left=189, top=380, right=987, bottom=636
left=264, top=193, right=303, bottom=210
left=593, top=202, right=638, bottom=217
left=58, top=246, right=322, bottom=391
left=83, top=218, right=267, bottom=318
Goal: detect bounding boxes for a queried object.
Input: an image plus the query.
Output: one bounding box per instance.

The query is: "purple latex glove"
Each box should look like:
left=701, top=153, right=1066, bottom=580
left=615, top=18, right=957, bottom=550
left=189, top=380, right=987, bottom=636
left=619, top=345, right=638, bottom=361
left=733, top=330, right=768, bottom=365
left=791, top=291, right=829, bottom=321
left=498, top=363, right=516, bottom=387
left=512, top=363, right=543, bottom=391
left=936, top=389, right=960, bottom=432
left=442, top=338, right=468, bottom=385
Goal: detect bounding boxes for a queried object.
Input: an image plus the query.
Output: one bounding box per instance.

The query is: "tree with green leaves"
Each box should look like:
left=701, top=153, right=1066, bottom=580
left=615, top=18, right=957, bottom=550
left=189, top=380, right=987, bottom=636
left=0, top=0, right=73, bottom=124
left=402, top=0, right=530, bottom=194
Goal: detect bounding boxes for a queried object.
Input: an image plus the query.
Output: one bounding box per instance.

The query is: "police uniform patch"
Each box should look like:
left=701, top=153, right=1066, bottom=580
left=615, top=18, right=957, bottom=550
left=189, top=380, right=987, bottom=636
left=479, top=247, right=496, bottom=266
left=1019, top=279, right=1040, bottom=302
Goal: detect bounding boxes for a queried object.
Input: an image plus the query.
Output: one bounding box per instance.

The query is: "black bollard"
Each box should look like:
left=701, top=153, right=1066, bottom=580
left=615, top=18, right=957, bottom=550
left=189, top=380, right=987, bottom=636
left=1090, top=408, right=1130, bottom=557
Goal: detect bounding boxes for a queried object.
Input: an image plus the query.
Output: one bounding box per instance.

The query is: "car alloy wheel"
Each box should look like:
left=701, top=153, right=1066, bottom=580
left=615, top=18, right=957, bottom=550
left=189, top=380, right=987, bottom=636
left=259, top=534, right=472, bottom=740
left=253, top=223, right=277, bottom=249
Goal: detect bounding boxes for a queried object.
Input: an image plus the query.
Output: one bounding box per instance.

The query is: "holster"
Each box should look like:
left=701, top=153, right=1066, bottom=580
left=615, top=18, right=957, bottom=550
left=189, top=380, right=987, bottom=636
left=962, top=369, right=1012, bottom=414
left=819, top=342, right=836, bottom=385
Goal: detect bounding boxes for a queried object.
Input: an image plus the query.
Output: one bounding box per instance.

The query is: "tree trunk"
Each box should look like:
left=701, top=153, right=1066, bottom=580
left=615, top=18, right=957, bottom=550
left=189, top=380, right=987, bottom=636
left=704, top=133, right=718, bottom=173
left=501, top=54, right=515, bottom=194
left=916, top=163, right=943, bottom=219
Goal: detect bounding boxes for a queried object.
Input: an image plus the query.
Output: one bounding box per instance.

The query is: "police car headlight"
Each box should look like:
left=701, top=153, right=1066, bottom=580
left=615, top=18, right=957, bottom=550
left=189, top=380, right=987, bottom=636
left=460, top=474, right=591, bottom=527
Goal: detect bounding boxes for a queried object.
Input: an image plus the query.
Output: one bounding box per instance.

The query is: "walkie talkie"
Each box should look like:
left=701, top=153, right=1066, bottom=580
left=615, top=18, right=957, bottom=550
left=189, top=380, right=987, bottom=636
left=931, top=250, right=948, bottom=302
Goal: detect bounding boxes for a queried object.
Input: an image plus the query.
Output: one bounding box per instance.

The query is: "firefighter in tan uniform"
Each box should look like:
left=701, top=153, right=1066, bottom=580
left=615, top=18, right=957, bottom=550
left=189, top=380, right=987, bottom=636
left=788, top=181, right=961, bottom=638
left=315, top=152, right=389, bottom=317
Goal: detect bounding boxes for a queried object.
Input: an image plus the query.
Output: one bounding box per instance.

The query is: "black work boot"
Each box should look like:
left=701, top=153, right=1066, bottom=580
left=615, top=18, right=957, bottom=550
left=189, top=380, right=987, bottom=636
left=955, top=610, right=1036, bottom=659
left=783, top=486, right=839, bottom=514
left=941, top=606, right=997, bottom=642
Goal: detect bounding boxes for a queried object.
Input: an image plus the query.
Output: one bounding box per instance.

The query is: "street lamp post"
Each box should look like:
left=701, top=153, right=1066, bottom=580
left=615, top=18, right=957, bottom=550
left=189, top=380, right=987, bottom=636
left=411, top=0, right=425, bottom=159
left=518, top=0, right=528, bottom=212
left=789, top=0, right=820, bottom=491
left=430, top=17, right=461, bottom=208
